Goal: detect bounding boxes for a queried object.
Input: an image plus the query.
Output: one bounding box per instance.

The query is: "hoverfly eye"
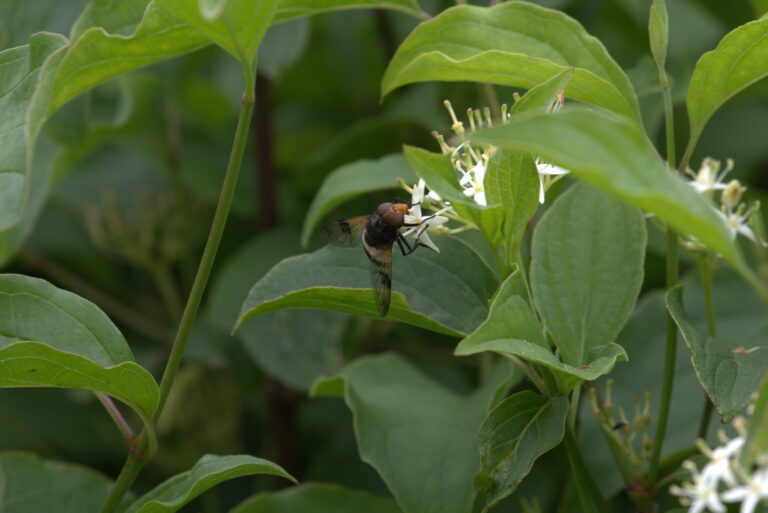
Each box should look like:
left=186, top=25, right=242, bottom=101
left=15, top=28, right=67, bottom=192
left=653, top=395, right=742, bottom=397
left=382, top=210, right=404, bottom=227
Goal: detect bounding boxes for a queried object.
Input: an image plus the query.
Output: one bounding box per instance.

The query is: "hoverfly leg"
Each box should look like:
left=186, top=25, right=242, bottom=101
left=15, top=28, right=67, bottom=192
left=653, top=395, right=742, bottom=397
left=397, top=232, right=423, bottom=256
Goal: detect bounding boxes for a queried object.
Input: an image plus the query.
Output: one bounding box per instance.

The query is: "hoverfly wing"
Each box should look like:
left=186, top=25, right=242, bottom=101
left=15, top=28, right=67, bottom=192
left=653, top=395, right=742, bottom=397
left=365, top=245, right=393, bottom=317
left=324, top=216, right=369, bottom=247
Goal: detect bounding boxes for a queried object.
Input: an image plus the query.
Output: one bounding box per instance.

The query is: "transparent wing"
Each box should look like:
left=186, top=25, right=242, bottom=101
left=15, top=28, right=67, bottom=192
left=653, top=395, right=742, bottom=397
left=366, top=245, right=393, bottom=317
left=323, top=216, right=368, bottom=247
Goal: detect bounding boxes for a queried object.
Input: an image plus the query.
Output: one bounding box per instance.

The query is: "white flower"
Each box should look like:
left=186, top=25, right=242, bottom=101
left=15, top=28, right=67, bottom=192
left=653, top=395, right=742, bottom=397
left=459, top=161, right=487, bottom=206
left=671, top=470, right=726, bottom=513
left=716, top=206, right=761, bottom=244
left=536, top=161, right=570, bottom=204
left=687, top=157, right=732, bottom=194
left=701, top=436, right=744, bottom=488
left=403, top=179, right=448, bottom=253
left=722, top=467, right=768, bottom=513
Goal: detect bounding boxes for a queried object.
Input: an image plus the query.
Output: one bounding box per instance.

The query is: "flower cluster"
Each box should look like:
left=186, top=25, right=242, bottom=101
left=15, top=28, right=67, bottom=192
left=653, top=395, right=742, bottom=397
left=432, top=98, right=570, bottom=207
left=669, top=424, right=768, bottom=513
left=684, top=157, right=764, bottom=248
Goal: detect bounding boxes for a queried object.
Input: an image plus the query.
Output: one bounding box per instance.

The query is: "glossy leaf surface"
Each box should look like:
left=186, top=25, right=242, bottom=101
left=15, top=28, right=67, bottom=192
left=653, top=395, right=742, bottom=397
left=531, top=183, right=646, bottom=368
left=455, top=271, right=627, bottom=391
left=687, top=17, right=768, bottom=145
left=382, top=2, right=640, bottom=120
left=126, top=454, right=295, bottom=513
left=667, top=286, right=768, bottom=421
left=236, top=237, right=498, bottom=337
left=475, top=392, right=568, bottom=511
left=0, top=274, right=158, bottom=422
left=311, top=353, right=510, bottom=513
left=472, top=107, right=743, bottom=269
left=0, top=452, right=129, bottom=513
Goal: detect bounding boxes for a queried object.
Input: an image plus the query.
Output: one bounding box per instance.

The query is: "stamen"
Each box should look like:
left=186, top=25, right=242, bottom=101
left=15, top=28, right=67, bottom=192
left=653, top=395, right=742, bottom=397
left=466, top=108, right=476, bottom=132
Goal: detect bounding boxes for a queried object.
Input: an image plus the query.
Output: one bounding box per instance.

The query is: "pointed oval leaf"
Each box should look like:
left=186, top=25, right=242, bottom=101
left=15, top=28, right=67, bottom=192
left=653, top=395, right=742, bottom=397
left=50, top=2, right=209, bottom=112
left=232, top=483, right=402, bottom=513
left=274, top=0, right=423, bottom=23
left=0, top=452, right=131, bottom=513
left=530, top=183, right=645, bottom=368
left=155, top=0, right=277, bottom=68
left=483, top=150, right=538, bottom=240
left=666, top=286, right=768, bottom=421
left=0, top=33, right=67, bottom=233
left=687, top=17, right=768, bottom=145
left=475, top=391, right=568, bottom=511
left=310, top=353, right=509, bottom=513
left=125, top=454, right=295, bottom=513
left=0, top=342, right=158, bottom=424
left=382, top=3, right=640, bottom=121
left=235, top=237, right=498, bottom=337
left=301, top=154, right=417, bottom=248
left=0, top=274, right=158, bottom=422
left=455, top=271, right=627, bottom=391
left=471, top=107, right=744, bottom=270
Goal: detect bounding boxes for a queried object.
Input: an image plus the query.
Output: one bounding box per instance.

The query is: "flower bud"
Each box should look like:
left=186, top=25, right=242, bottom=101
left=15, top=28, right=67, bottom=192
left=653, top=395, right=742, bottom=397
left=722, top=179, right=746, bottom=210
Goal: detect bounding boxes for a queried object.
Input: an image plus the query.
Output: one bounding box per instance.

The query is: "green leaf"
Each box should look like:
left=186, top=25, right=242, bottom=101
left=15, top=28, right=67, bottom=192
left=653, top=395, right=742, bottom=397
left=125, top=454, right=295, bottom=513
left=666, top=286, right=768, bottom=421
left=382, top=2, right=640, bottom=121
left=402, top=145, right=504, bottom=247
left=0, top=452, right=131, bottom=513
left=508, top=67, right=573, bottom=115
left=649, top=0, right=668, bottom=71
left=235, top=236, right=497, bottom=337
left=0, top=342, right=158, bottom=425
left=231, top=483, right=402, bottom=513
left=0, top=274, right=158, bottom=423
left=530, top=183, right=646, bottom=368
left=301, top=154, right=417, bottom=248
left=483, top=150, right=539, bottom=241
left=475, top=392, right=568, bottom=511
left=455, top=271, right=627, bottom=391
left=471, top=107, right=744, bottom=270
left=155, top=0, right=277, bottom=68
left=50, top=2, right=209, bottom=112
left=208, top=230, right=346, bottom=391
left=687, top=17, right=768, bottom=147
left=274, top=0, right=423, bottom=23
left=0, top=33, right=68, bottom=233
left=310, top=353, right=509, bottom=513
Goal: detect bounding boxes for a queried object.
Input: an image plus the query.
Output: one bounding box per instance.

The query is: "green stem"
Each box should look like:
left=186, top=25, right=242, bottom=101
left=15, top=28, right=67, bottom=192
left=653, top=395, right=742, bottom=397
left=697, top=260, right=717, bottom=439
left=153, top=72, right=256, bottom=423
left=647, top=229, right=679, bottom=484
left=563, top=425, right=610, bottom=513
left=660, top=73, right=676, bottom=168
left=97, top=453, right=146, bottom=513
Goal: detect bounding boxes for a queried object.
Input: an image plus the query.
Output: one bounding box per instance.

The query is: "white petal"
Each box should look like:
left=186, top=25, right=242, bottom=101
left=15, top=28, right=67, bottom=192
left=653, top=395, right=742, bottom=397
left=416, top=231, right=440, bottom=253
left=740, top=494, right=759, bottom=513
left=428, top=190, right=442, bottom=202
left=722, top=486, right=750, bottom=502
left=474, top=191, right=486, bottom=206
left=463, top=187, right=475, bottom=198
left=538, top=174, right=546, bottom=204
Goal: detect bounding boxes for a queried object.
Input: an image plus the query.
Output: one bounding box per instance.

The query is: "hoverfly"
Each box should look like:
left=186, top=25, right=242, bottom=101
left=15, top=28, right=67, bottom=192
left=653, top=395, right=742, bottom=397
left=324, top=202, right=431, bottom=317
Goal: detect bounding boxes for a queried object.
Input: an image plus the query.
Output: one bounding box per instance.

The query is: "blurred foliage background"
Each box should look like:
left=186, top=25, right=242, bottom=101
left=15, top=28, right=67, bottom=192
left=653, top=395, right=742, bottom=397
left=1, top=0, right=768, bottom=511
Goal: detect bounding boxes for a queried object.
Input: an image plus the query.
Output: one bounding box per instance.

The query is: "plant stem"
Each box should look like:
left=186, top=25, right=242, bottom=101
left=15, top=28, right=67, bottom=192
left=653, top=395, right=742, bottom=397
left=647, top=59, right=680, bottom=486
left=563, top=425, right=610, bottom=513
left=697, top=260, right=717, bottom=439
left=648, top=229, right=679, bottom=484
left=153, top=71, right=256, bottom=423
left=96, top=392, right=134, bottom=444
left=97, top=453, right=146, bottom=513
